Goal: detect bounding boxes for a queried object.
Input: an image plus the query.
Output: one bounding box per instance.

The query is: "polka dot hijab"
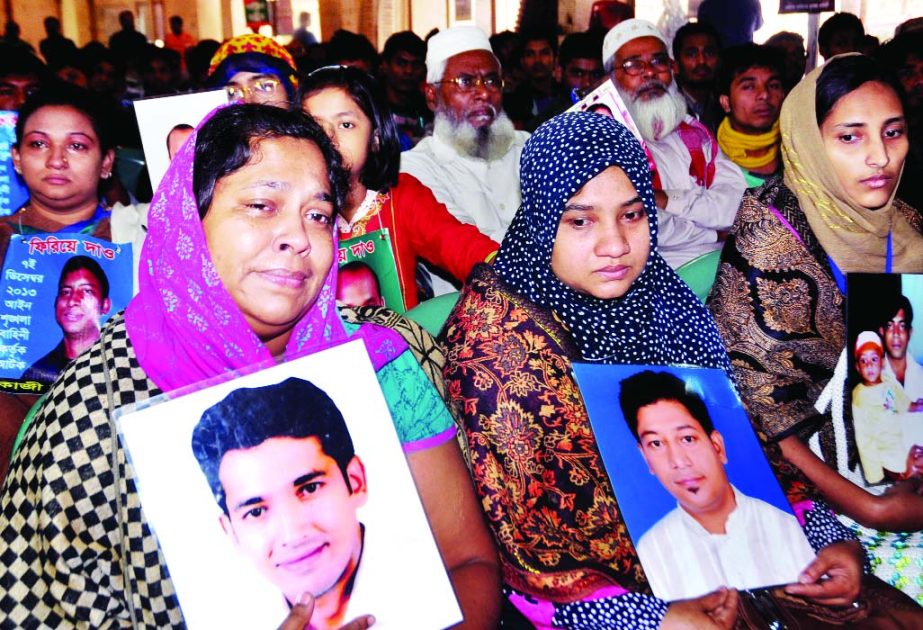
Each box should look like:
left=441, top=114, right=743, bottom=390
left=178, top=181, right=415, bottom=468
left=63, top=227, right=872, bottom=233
left=493, top=112, right=730, bottom=371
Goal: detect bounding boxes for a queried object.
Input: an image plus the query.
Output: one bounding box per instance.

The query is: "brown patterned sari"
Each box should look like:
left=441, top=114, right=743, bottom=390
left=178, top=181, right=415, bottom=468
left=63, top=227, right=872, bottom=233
left=707, top=176, right=923, bottom=468
left=442, top=264, right=647, bottom=603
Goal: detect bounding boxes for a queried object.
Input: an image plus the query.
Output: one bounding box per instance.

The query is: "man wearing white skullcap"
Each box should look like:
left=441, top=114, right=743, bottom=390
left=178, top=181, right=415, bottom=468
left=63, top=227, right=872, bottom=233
left=401, top=25, right=528, bottom=294
left=603, top=19, right=746, bottom=269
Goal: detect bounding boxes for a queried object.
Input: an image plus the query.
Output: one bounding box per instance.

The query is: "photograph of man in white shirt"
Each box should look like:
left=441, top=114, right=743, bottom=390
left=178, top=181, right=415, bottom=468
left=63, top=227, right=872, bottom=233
left=618, top=370, right=816, bottom=601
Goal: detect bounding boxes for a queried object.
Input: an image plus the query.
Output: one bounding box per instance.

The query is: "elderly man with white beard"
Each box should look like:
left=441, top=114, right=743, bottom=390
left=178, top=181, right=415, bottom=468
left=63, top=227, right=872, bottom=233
left=603, top=19, right=746, bottom=269
left=400, top=25, right=528, bottom=246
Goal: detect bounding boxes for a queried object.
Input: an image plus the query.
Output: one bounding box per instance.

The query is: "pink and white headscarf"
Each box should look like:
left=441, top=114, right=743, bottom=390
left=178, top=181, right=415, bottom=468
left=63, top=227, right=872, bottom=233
left=125, top=107, right=405, bottom=393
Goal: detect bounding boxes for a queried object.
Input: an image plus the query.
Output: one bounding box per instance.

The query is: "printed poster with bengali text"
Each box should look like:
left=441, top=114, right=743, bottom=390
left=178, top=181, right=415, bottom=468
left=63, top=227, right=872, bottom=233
left=567, top=79, right=657, bottom=175
left=0, top=233, right=133, bottom=394
left=337, top=229, right=405, bottom=314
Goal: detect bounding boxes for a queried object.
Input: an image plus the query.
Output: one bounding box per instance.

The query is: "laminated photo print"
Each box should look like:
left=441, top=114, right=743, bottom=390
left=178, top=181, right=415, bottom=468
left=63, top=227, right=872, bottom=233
left=846, top=273, right=923, bottom=485
left=134, top=89, right=228, bottom=190
left=117, top=339, right=461, bottom=629
left=0, top=233, right=133, bottom=393
left=337, top=229, right=405, bottom=313
left=572, top=363, right=815, bottom=602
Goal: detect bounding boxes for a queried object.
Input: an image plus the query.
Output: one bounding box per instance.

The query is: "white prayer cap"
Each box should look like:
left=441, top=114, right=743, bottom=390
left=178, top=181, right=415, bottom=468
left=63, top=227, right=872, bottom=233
left=855, top=331, right=883, bottom=355
left=602, top=19, right=668, bottom=69
left=426, top=25, right=494, bottom=83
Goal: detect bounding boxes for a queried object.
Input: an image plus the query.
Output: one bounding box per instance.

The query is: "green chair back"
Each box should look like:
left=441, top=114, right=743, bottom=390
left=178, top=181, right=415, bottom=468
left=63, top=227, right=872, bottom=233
left=676, top=249, right=722, bottom=303
left=404, top=291, right=461, bottom=337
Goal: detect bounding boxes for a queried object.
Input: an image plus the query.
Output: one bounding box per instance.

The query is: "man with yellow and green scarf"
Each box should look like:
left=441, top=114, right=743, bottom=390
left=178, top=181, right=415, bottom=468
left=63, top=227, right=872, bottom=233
left=717, top=44, right=786, bottom=188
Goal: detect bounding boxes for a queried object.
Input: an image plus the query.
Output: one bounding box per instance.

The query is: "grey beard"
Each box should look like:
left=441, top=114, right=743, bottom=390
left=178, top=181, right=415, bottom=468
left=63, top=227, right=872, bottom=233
left=618, top=80, right=688, bottom=142
left=433, top=109, right=516, bottom=161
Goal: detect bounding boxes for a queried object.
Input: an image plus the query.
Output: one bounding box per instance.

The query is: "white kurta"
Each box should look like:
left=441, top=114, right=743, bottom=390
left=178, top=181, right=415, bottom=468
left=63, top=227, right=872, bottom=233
left=884, top=353, right=923, bottom=402
left=399, top=130, right=529, bottom=244
left=646, top=117, right=747, bottom=269
left=636, top=487, right=816, bottom=601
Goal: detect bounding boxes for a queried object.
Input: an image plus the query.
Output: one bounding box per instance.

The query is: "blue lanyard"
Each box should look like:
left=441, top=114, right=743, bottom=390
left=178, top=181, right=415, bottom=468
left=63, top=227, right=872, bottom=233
left=827, top=231, right=893, bottom=294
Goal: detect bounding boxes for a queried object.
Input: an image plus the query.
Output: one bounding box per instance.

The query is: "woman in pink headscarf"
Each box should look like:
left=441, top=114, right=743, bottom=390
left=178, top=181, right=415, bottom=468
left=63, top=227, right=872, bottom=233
left=0, top=104, right=500, bottom=628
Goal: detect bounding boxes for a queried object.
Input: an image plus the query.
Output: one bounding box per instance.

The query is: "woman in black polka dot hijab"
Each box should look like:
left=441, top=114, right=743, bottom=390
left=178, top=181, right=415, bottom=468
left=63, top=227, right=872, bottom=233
left=441, top=111, right=877, bottom=627
left=494, top=111, right=730, bottom=372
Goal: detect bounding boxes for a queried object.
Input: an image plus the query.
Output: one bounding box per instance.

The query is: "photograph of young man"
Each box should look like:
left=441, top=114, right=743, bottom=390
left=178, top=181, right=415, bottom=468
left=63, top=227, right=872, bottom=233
left=192, top=377, right=368, bottom=629
left=619, top=370, right=816, bottom=601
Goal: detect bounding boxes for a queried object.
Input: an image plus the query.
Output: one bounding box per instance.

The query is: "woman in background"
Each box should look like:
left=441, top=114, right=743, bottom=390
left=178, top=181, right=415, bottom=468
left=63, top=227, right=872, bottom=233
left=0, top=82, right=144, bottom=484
left=207, top=33, right=298, bottom=107
left=301, top=65, right=498, bottom=309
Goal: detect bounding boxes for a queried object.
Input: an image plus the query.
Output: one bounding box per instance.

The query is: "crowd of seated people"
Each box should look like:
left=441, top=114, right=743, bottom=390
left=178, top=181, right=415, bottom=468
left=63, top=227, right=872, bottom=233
left=1, top=9, right=923, bottom=629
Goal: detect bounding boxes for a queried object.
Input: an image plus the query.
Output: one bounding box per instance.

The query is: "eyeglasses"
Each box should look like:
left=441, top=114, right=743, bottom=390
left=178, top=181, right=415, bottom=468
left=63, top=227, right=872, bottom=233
left=225, top=77, right=282, bottom=101
left=434, top=74, right=504, bottom=92
left=617, top=54, right=672, bottom=77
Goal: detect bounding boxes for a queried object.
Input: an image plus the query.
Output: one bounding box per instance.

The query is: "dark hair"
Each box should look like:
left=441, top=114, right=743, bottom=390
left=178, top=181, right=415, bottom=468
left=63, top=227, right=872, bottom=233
left=489, top=30, right=521, bottom=67
left=818, top=13, right=864, bottom=53
left=191, top=377, right=355, bottom=514
left=558, top=31, right=603, bottom=69
left=618, top=370, right=715, bottom=442
left=881, top=293, right=914, bottom=329
left=15, top=81, right=116, bottom=154
left=327, top=30, right=378, bottom=69
left=879, top=31, right=923, bottom=75
left=193, top=104, right=350, bottom=219
left=0, top=46, right=49, bottom=82
left=815, top=54, right=905, bottom=126
left=186, top=39, right=221, bottom=81
left=143, top=45, right=181, bottom=71
left=299, top=65, right=401, bottom=191
left=672, top=21, right=722, bottom=60
left=716, top=44, right=785, bottom=97
left=519, top=30, right=558, bottom=56
left=381, top=30, right=425, bottom=62
left=59, top=255, right=109, bottom=300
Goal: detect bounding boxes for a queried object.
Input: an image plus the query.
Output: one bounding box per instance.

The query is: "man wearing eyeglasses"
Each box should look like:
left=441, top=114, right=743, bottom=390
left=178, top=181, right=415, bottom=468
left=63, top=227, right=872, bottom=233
left=603, top=19, right=746, bottom=269
left=401, top=25, right=528, bottom=295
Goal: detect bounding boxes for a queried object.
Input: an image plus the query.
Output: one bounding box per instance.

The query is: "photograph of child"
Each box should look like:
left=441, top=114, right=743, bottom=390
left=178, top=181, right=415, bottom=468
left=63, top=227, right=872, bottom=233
left=847, top=274, right=923, bottom=483
left=572, top=363, right=816, bottom=602
left=117, top=340, right=461, bottom=630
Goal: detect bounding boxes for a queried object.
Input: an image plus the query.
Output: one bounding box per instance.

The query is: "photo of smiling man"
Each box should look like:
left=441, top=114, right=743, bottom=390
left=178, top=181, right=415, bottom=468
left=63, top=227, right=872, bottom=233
left=22, top=255, right=111, bottom=385
left=192, top=377, right=368, bottom=629
left=618, top=370, right=816, bottom=601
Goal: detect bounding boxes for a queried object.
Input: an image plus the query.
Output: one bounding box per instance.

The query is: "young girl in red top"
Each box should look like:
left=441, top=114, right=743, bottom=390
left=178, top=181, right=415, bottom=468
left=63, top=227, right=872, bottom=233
left=300, top=65, right=498, bottom=310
